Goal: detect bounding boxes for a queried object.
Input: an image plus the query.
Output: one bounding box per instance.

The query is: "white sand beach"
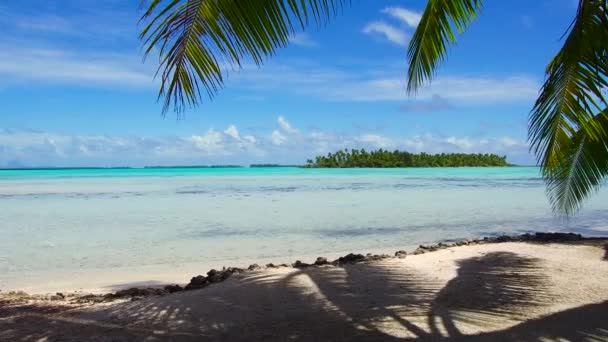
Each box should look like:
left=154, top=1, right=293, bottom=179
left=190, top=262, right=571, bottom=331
left=2, top=241, right=607, bottom=341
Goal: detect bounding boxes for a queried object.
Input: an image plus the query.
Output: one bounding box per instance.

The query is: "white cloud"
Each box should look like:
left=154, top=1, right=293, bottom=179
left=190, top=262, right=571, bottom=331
left=224, top=125, right=240, bottom=140
left=357, top=134, right=394, bottom=149
left=382, top=7, right=422, bottom=28
left=277, top=116, right=299, bottom=134
left=0, top=46, right=153, bottom=87
left=0, top=117, right=533, bottom=167
left=270, top=130, right=288, bottom=146
left=362, top=21, right=409, bottom=46
left=231, top=62, right=540, bottom=104
left=189, top=129, right=226, bottom=154
left=290, top=33, right=318, bottom=47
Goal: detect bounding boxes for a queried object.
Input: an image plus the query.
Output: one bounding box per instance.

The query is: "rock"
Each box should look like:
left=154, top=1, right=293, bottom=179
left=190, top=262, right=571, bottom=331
left=366, top=254, right=390, bottom=261
left=164, top=284, right=183, bottom=293
left=334, top=253, right=366, bottom=265
left=248, top=263, right=261, bottom=270
left=394, top=250, right=407, bottom=258
left=293, top=260, right=311, bottom=268
left=185, top=275, right=208, bottom=290
left=495, top=235, right=512, bottom=242
left=50, top=294, right=63, bottom=301
left=110, top=287, right=162, bottom=299
left=206, top=269, right=225, bottom=283
left=533, top=232, right=582, bottom=242
left=266, top=263, right=275, bottom=268
left=314, top=257, right=328, bottom=265
left=412, top=248, right=426, bottom=255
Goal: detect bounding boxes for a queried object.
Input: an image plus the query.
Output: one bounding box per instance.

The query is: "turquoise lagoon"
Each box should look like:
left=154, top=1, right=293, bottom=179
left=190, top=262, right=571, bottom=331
left=1, top=167, right=607, bottom=292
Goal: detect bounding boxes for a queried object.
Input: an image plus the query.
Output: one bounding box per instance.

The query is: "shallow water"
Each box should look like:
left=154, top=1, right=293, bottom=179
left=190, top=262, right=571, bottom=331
left=1, top=167, right=607, bottom=292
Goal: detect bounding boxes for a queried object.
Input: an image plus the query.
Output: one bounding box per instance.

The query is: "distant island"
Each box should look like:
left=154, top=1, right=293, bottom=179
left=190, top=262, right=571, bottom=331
left=303, top=149, right=513, bottom=168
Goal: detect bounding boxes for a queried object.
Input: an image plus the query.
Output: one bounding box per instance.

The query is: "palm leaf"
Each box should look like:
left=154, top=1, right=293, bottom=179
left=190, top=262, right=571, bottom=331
left=406, top=0, right=483, bottom=94
left=545, top=109, right=608, bottom=215
left=139, top=0, right=346, bottom=115
left=529, top=0, right=608, bottom=213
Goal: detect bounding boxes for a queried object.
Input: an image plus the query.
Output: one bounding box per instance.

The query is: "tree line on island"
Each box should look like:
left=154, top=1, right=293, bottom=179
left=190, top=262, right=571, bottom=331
left=304, top=149, right=512, bottom=168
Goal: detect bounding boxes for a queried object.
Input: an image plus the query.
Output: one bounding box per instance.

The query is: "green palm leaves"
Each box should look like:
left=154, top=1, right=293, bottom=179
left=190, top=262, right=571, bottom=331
left=406, top=0, right=483, bottom=94
left=406, top=0, right=608, bottom=214
left=546, top=112, right=608, bottom=215
left=530, top=1, right=608, bottom=214
left=141, top=0, right=608, bottom=214
left=140, top=0, right=345, bottom=114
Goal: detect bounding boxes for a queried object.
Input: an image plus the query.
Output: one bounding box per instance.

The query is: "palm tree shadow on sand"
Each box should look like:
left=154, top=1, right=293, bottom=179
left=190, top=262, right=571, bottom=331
left=2, top=251, right=607, bottom=341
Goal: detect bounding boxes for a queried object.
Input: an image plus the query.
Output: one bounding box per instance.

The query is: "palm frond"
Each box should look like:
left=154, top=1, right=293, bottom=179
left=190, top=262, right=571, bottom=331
left=545, top=109, right=608, bottom=215
left=406, top=0, right=483, bottom=94
left=140, top=0, right=346, bottom=115
left=528, top=0, right=608, bottom=213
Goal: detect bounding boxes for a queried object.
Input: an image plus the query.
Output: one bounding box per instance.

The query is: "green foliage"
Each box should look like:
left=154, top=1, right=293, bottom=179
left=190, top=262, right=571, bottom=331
left=407, top=0, right=483, bottom=94
left=304, top=149, right=511, bottom=168
left=545, top=110, right=608, bottom=215
left=529, top=1, right=608, bottom=214
left=140, top=0, right=346, bottom=114
left=140, top=0, right=608, bottom=214
left=407, top=0, right=608, bottom=214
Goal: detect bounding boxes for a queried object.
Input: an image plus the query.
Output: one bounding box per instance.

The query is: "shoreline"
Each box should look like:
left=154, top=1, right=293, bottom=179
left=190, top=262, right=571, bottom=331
left=2, top=234, right=607, bottom=340
left=3, top=232, right=606, bottom=301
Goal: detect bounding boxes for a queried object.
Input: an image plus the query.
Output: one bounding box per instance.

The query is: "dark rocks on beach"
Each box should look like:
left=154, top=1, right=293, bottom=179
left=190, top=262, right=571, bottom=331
left=412, top=248, right=427, bottom=255
left=164, top=284, right=183, bottom=293
left=185, top=267, right=243, bottom=290
left=266, top=263, right=276, bottom=268
left=333, top=253, right=366, bottom=265
left=394, top=250, right=407, bottom=258
left=207, top=269, right=223, bottom=283
left=110, top=287, right=163, bottom=299
left=314, top=257, right=329, bottom=265
left=248, top=263, right=261, bottom=270
left=366, top=254, right=391, bottom=261
left=293, top=260, right=311, bottom=268
left=531, top=232, right=583, bottom=241
left=185, top=275, right=208, bottom=290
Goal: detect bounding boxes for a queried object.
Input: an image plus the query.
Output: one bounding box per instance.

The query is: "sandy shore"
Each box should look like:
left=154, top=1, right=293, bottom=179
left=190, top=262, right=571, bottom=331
left=1, top=240, right=607, bottom=341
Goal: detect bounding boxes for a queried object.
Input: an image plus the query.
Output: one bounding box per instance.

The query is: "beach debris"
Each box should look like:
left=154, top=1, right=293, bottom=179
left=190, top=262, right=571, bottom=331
left=248, top=263, right=261, bottom=270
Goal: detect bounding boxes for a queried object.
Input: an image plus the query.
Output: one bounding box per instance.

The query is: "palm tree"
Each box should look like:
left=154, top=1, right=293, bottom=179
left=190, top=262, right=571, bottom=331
left=140, top=0, right=608, bottom=215
left=406, top=0, right=608, bottom=215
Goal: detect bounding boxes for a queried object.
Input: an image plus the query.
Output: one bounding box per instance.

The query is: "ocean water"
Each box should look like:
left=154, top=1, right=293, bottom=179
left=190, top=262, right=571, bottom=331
left=1, top=167, right=607, bottom=292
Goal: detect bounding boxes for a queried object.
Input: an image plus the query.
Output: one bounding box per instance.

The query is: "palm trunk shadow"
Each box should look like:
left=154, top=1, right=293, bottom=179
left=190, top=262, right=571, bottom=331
left=427, top=252, right=551, bottom=338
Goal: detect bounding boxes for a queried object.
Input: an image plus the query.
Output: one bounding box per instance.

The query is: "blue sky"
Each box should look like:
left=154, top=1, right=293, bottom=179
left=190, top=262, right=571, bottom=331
left=0, top=0, right=579, bottom=167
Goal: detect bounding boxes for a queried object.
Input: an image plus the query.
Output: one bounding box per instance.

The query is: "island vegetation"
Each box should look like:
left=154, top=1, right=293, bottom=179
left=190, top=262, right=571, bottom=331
left=304, top=149, right=512, bottom=168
